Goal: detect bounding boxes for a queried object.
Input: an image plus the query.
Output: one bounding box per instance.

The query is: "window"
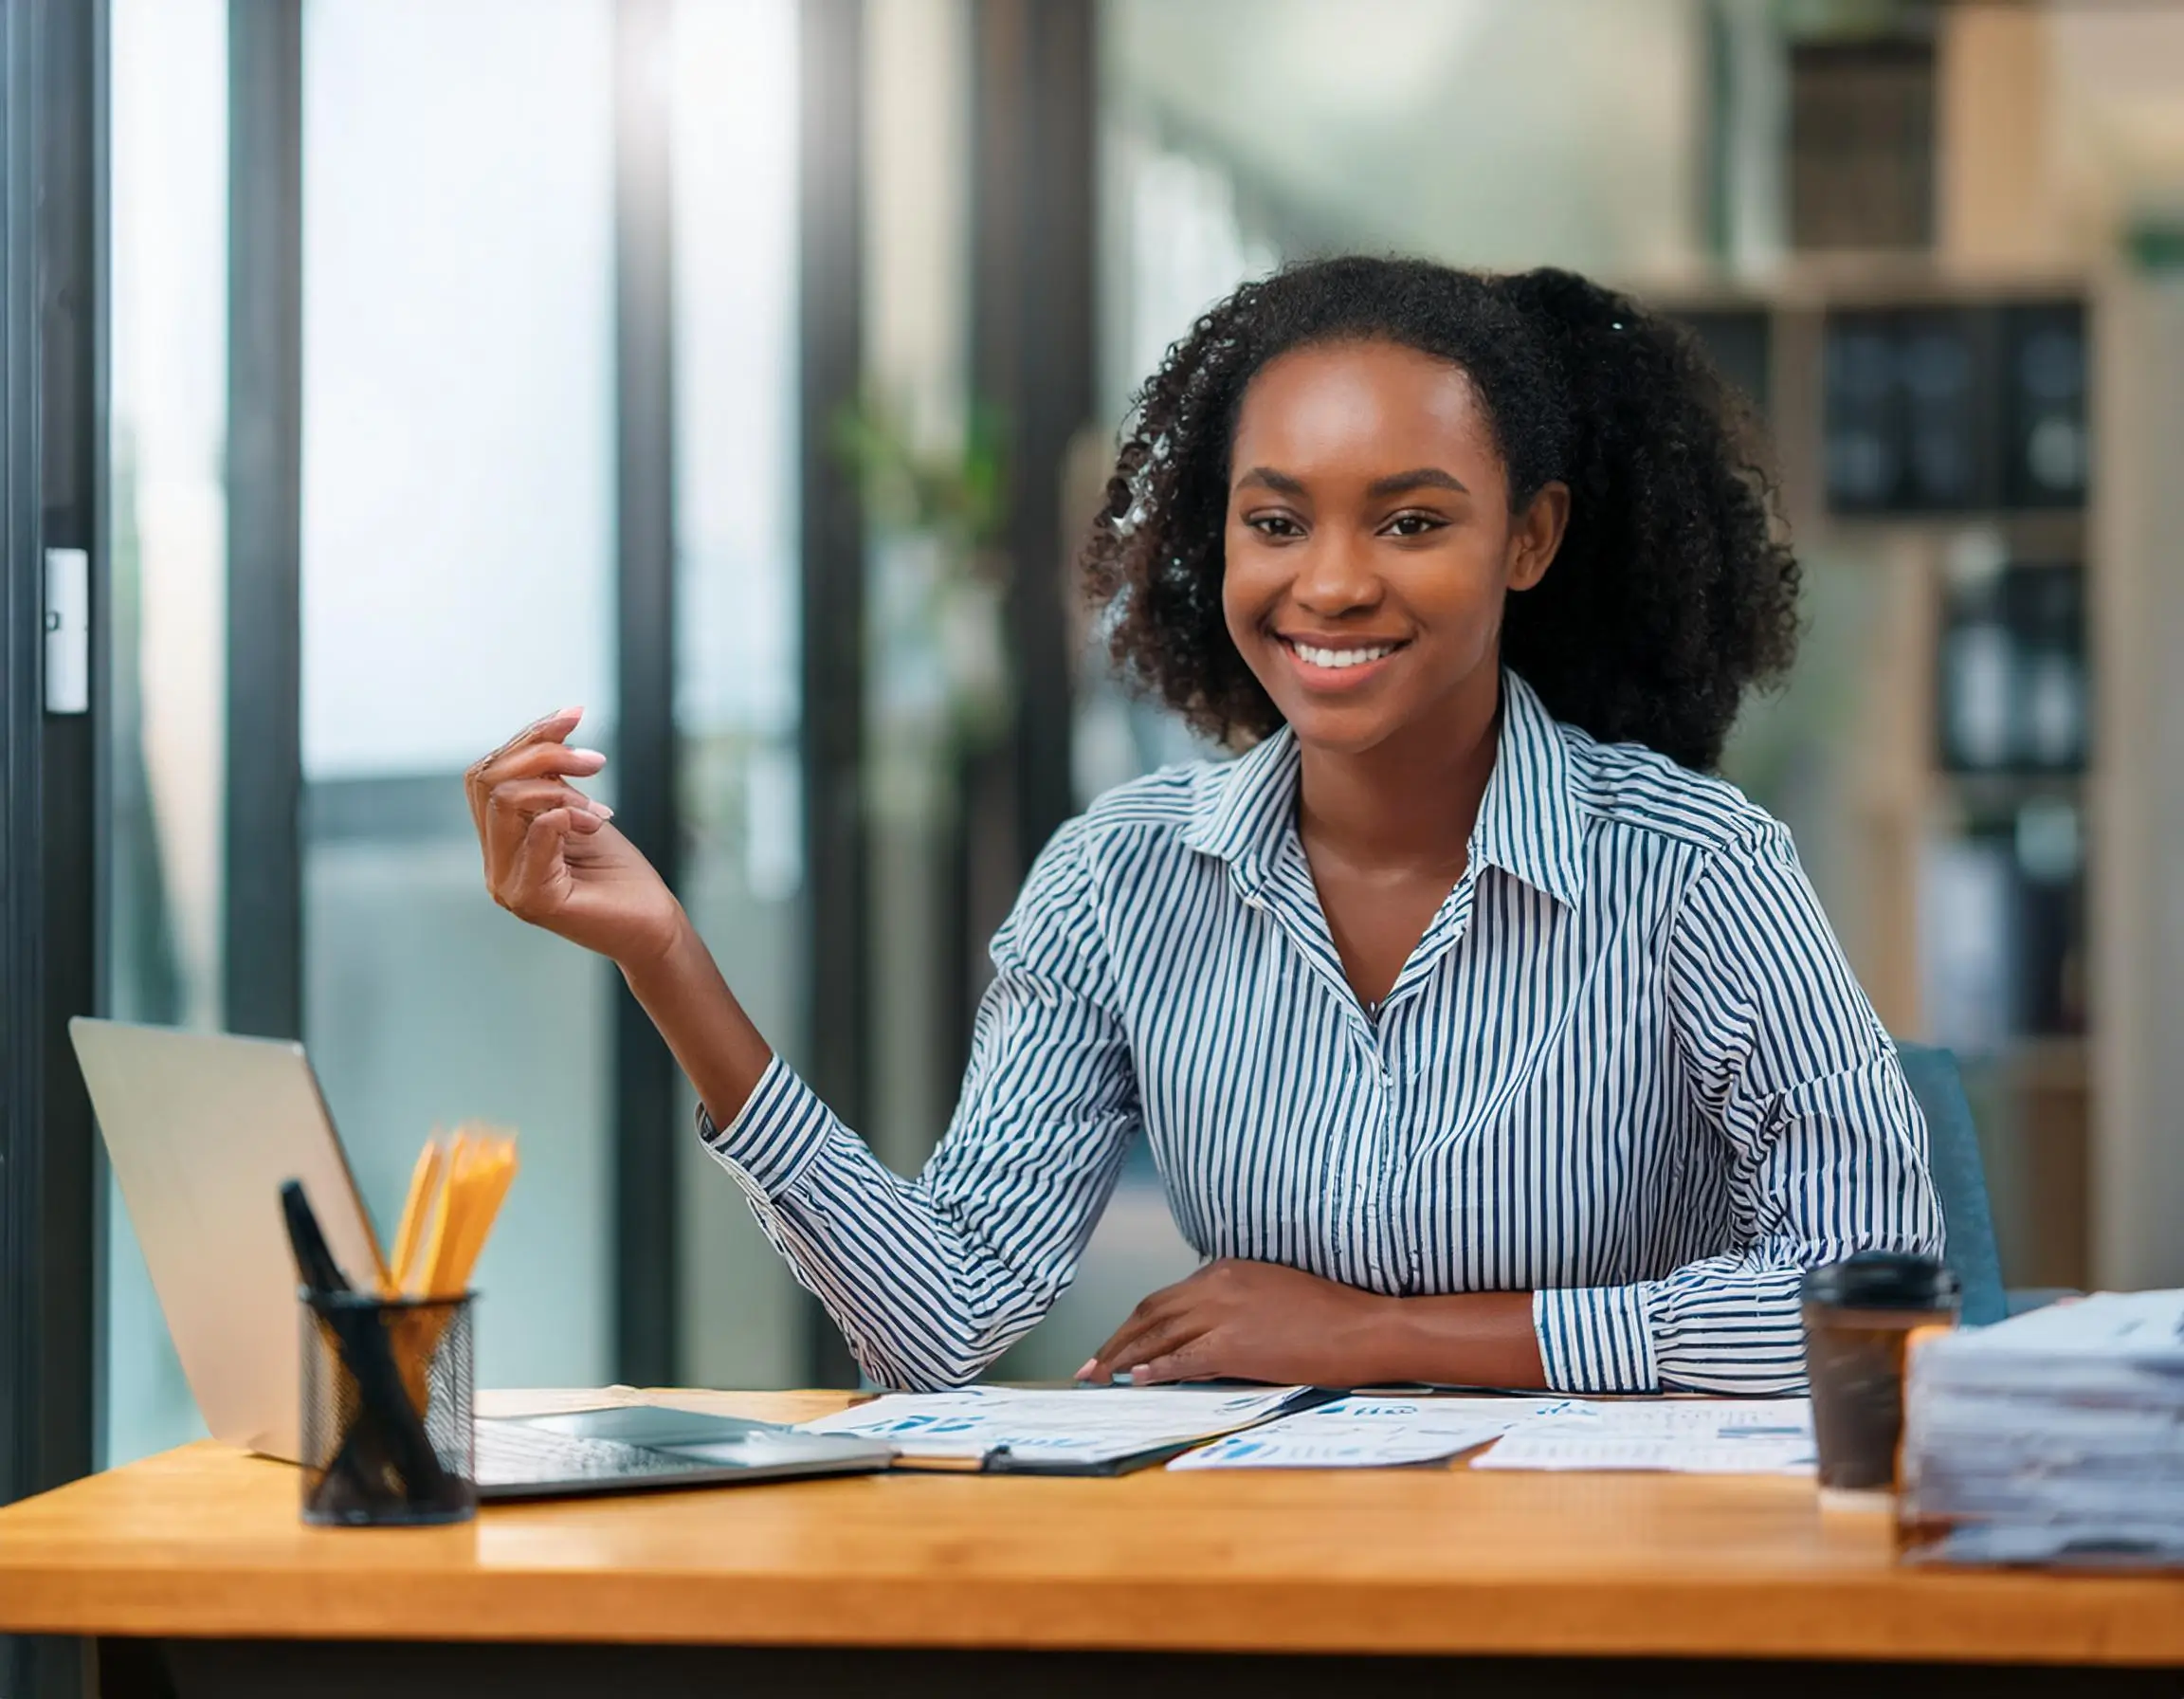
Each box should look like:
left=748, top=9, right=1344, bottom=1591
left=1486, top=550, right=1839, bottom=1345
left=669, top=0, right=810, bottom=1386
left=298, top=0, right=620, bottom=1388
left=104, top=0, right=229, bottom=1465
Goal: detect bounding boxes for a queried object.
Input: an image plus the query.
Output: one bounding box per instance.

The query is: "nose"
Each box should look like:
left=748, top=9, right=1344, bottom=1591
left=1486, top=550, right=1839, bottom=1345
left=1290, top=531, right=1382, bottom=618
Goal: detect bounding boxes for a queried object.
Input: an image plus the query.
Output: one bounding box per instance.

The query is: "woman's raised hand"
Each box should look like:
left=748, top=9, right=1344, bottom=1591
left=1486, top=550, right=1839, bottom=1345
left=464, top=707, right=684, bottom=968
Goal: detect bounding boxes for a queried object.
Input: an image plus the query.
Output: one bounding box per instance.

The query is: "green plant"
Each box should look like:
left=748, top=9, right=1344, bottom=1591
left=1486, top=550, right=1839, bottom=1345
left=830, top=390, right=1010, bottom=568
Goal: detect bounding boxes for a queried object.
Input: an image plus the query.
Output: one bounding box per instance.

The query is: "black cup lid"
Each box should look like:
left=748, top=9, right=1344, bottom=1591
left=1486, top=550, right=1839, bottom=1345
left=1801, top=1251, right=1960, bottom=1309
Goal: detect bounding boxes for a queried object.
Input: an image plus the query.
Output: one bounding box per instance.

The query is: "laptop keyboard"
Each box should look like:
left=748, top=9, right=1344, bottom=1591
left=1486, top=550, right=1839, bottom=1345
left=473, top=1418, right=713, bottom=1488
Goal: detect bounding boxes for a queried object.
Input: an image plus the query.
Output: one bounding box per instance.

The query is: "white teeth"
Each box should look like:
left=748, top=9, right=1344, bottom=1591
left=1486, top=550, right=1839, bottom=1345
left=1291, top=641, right=1394, bottom=670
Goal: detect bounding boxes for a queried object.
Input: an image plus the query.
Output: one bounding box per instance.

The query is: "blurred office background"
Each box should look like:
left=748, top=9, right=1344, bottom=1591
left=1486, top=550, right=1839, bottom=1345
left=98, top=0, right=2184, bottom=1461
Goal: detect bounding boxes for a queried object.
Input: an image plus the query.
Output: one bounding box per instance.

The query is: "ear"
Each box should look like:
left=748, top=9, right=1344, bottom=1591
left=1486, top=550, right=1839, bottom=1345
left=1506, top=482, right=1569, bottom=593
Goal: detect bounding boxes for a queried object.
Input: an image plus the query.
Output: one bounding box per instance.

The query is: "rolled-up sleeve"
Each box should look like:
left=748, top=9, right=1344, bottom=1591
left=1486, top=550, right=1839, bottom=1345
left=1534, top=825, right=1944, bottom=1396
left=698, top=819, right=1139, bottom=1389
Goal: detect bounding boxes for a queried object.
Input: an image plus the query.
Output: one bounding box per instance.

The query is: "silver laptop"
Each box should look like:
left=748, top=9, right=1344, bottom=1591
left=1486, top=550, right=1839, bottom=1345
left=70, top=1017, right=892, bottom=1497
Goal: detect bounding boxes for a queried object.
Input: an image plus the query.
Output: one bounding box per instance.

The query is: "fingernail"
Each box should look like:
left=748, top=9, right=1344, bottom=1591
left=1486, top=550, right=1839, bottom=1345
left=1074, top=1359, right=1098, bottom=1381
left=569, top=748, right=608, bottom=763
left=592, top=802, right=614, bottom=820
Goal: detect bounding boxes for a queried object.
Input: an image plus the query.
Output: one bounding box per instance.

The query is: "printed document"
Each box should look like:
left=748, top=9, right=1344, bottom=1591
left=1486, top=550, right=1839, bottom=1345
left=1169, top=1395, right=1572, bottom=1470
left=1472, top=1396, right=1816, bottom=1475
left=797, top=1384, right=1307, bottom=1467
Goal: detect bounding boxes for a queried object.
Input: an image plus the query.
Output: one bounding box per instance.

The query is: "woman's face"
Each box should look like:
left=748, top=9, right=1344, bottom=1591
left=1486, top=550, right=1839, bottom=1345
left=1221, top=338, right=1566, bottom=758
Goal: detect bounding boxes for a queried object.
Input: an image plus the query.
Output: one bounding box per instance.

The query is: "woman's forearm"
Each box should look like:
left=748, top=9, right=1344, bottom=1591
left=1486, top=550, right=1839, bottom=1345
left=1363, top=1289, right=1549, bottom=1389
left=616, top=909, right=776, bottom=1130
left=1090, top=1261, right=1553, bottom=1389
left=622, top=905, right=1143, bottom=1390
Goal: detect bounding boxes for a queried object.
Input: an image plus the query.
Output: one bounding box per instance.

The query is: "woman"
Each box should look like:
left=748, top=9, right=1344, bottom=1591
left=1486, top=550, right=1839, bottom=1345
left=465, top=257, right=1940, bottom=1397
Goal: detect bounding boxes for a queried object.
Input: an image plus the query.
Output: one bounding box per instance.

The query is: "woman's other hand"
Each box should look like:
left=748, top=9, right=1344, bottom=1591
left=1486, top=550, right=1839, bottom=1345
left=1081, top=1259, right=1400, bottom=1388
left=464, top=707, right=683, bottom=968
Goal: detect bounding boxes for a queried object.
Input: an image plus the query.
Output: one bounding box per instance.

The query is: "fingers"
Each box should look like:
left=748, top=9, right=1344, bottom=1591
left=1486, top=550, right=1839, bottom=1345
left=488, top=777, right=613, bottom=825
left=484, top=740, right=610, bottom=787
left=488, top=704, right=584, bottom=767
left=481, top=777, right=612, bottom=900
left=468, top=743, right=610, bottom=839
left=497, top=807, right=592, bottom=920
left=1106, top=1311, right=1208, bottom=1381
left=1085, top=1314, right=1151, bottom=1378
left=466, top=707, right=582, bottom=818
left=464, top=707, right=604, bottom=834
left=1086, top=1285, right=1190, bottom=1379
left=1128, top=1337, right=1216, bottom=1385
left=1085, top=1278, right=1216, bottom=1381
left=489, top=783, right=610, bottom=913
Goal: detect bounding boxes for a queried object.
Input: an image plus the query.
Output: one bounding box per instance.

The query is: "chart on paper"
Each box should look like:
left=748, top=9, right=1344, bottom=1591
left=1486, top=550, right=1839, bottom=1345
left=1473, top=1397, right=1817, bottom=1475
left=798, top=1384, right=1310, bottom=1467
left=1169, top=1395, right=1572, bottom=1470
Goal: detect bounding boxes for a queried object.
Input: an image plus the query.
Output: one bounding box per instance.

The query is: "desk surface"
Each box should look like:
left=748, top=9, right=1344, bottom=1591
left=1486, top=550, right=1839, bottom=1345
left=1, top=1388, right=2179, bottom=1667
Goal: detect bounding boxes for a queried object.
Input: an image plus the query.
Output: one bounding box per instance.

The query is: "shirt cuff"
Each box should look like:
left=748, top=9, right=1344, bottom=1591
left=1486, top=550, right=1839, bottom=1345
left=694, top=1054, right=835, bottom=1197
left=1533, top=1284, right=1661, bottom=1394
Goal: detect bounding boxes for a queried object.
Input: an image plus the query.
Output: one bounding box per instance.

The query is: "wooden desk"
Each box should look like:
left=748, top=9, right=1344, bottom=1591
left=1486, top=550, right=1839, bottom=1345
left=1, top=1389, right=2179, bottom=1698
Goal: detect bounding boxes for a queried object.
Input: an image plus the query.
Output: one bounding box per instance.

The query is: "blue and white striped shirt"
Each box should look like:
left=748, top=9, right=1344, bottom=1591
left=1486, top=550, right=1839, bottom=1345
left=702, top=670, right=1942, bottom=1395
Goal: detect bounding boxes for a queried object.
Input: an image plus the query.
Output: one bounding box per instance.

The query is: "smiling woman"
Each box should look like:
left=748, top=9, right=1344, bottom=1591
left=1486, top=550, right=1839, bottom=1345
left=466, top=255, right=1941, bottom=1397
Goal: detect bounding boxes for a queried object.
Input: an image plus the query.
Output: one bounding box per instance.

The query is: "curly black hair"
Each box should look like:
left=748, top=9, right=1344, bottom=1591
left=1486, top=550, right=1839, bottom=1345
left=1082, top=256, right=1800, bottom=773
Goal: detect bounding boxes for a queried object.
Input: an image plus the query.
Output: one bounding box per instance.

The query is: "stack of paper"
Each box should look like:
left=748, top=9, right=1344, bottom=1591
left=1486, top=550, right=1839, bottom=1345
left=1472, top=1397, right=1816, bottom=1476
left=1902, top=1290, right=2184, bottom=1567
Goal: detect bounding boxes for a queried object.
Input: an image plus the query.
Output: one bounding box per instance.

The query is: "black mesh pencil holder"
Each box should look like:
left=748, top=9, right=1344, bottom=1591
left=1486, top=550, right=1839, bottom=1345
left=300, top=1290, right=477, bottom=1526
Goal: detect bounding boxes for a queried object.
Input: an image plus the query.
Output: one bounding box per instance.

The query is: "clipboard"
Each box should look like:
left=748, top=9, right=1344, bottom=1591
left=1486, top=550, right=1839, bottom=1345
left=805, top=1385, right=1341, bottom=1476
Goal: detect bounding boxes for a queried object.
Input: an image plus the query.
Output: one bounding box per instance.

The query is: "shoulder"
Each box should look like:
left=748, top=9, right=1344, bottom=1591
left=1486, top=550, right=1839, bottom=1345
left=1010, top=757, right=1228, bottom=922
left=1558, top=719, right=1786, bottom=861
left=1552, top=725, right=1845, bottom=971
left=1068, top=756, right=1231, bottom=862
left=998, top=759, right=1228, bottom=974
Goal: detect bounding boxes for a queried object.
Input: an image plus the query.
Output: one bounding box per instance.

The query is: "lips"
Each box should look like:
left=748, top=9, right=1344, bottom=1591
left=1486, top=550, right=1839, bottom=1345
left=1286, top=638, right=1397, bottom=669
left=1274, top=632, right=1410, bottom=688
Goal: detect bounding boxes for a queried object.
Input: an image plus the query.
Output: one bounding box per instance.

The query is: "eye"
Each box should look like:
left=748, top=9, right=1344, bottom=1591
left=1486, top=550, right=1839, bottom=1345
left=1381, top=510, right=1447, bottom=539
left=1246, top=512, right=1304, bottom=539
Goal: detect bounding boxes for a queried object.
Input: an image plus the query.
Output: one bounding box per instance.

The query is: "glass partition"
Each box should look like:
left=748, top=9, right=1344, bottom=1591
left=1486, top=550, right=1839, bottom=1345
left=669, top=0, right=810, bottom=1388
left=103, top=0, right=230, bottom=1466
left=298, top=0, right=619, bottom=1390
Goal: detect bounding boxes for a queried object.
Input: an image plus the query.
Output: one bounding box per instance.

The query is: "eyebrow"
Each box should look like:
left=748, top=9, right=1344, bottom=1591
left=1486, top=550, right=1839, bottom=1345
left=1364, top=467, right=1468, bottom=499
left=1232, top=466, right=1470, bottom=499
left=1234, top=466, right=1307, bottom=496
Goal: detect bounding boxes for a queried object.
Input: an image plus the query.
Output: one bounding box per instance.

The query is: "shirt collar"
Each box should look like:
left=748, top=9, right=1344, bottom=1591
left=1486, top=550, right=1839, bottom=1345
left=1472, top=669, right=1588, bottom=909
left=1181, top=668, right=1588, bottom=909
left=1181, top=722, right=1301, bottom=889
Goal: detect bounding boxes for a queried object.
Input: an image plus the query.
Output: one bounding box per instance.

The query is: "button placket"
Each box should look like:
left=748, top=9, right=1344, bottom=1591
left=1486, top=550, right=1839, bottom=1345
left=1373, top=1015, right=1406, bottom=1288
left=1374, top=868, right=1479, bottom=1030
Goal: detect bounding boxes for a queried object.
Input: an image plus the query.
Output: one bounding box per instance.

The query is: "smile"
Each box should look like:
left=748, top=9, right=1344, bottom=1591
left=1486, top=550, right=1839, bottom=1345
left=1277, top=634, right=1408, bottom=677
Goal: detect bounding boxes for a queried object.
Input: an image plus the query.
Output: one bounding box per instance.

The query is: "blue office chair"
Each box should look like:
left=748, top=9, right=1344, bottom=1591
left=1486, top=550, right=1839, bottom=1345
left=1893, top=1041, right=2010, bottom=1326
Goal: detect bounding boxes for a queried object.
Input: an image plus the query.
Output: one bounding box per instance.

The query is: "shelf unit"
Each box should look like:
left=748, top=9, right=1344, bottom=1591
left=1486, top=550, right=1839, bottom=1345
left=1641, top=258, right=2130, bottom=1292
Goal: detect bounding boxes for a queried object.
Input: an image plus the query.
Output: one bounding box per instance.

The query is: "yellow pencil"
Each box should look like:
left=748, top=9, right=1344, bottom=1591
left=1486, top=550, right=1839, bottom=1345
left=413, top=1130, right=470, bottom=1300
left=386, top=1138, right=447, bottom=1299
left=442, top=1137, right=518, bottom=1296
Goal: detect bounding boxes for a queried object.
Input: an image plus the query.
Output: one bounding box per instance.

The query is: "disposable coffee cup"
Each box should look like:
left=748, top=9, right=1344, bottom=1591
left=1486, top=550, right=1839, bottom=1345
left=1801, top=1252, right=1959, bottom=1510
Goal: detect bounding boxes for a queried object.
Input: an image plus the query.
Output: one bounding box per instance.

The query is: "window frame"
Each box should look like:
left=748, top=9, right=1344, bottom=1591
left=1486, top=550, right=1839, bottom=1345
left=3, top=0, right=106, bottom=1690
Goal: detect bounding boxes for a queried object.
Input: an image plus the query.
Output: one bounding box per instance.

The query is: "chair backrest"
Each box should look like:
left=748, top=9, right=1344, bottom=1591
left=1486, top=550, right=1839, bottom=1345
left=1893, top=1041, right=2008, bottom=1326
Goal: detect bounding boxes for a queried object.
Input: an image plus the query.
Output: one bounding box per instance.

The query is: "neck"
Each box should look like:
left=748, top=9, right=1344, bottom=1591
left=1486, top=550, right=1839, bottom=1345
left=1295, top=667, right=1503, bottom=875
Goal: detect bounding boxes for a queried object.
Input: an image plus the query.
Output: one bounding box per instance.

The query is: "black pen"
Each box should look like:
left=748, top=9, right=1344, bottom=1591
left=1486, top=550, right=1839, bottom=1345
left=281, top=1179, right=448, bottom=1508
left=280, top=1178, right=353, bottom=1297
